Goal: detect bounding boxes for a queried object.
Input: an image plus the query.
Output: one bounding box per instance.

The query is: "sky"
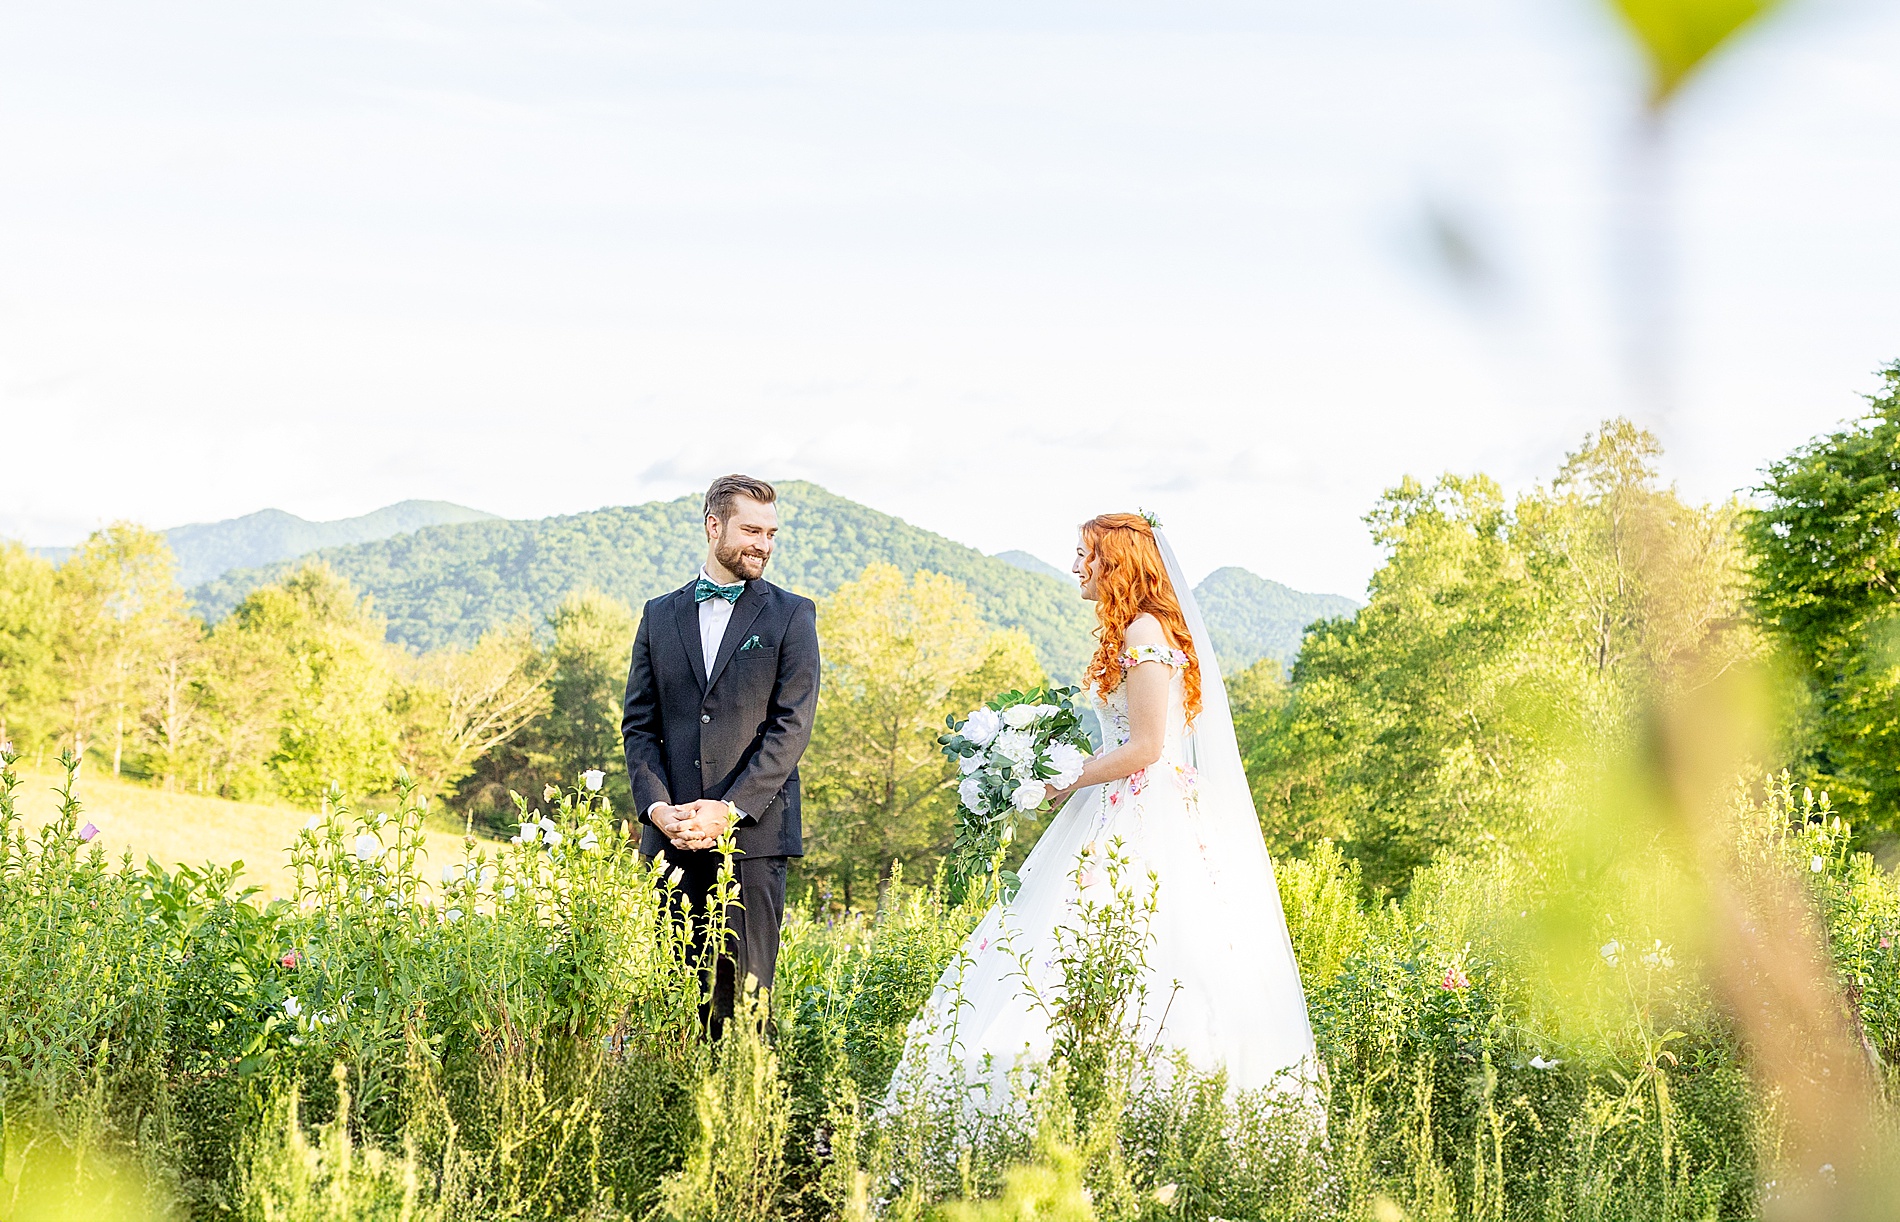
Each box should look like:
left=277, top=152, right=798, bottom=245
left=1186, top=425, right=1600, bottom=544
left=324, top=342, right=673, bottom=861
left=3, top=0, right=1898, bottom=597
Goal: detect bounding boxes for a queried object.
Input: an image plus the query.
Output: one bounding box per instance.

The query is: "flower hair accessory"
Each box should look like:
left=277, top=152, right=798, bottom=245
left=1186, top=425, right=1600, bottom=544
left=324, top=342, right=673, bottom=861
left=1137, top=508, right=1162, bottom=529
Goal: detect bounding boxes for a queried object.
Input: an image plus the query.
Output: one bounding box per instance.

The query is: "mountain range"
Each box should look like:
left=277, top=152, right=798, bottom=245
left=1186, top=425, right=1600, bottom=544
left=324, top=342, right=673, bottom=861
left=167, top=485, right=1355, bottom=680
left=36, top=501, right=496, bottom=588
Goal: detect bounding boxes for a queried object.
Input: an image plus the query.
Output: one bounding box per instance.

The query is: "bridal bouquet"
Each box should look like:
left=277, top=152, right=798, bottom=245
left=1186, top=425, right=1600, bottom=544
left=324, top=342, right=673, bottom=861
left=939, top=685, right=1092, bottom=901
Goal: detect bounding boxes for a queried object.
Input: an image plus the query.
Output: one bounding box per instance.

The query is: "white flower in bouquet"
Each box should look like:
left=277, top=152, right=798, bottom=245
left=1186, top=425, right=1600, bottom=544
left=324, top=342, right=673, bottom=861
left=992, top=729, right=1037, bottom=775
left=1046, top=742, right=1086, bottom=790
left=1011, top=779, right=1048, bottom=812
left=963, top=707, right=1003, bottom=746
left=1002, top=704, right=1042, bottom=730
left=958, top=752, right=984, bottom=775
left=958, top=774, right=986, bottom=813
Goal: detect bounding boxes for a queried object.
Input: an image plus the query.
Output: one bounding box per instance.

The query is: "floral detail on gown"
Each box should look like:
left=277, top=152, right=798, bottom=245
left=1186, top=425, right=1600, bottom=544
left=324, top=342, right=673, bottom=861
left=890, top=639, right=1318, bottom=1112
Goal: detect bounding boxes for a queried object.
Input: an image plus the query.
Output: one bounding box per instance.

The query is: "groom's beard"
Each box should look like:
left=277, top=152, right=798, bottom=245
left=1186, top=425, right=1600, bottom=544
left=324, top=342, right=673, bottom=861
left=714, top=536, right=770, bottom=581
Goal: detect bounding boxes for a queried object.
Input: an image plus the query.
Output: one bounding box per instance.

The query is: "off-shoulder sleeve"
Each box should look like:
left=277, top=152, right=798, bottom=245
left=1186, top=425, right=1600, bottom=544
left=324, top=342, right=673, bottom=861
left=1119, top=643, right=1190, bottom=670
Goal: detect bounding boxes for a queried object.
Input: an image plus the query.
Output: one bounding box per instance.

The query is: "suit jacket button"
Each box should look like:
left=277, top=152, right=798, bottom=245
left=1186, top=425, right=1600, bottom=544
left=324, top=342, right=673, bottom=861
left=700, top=713, right=711, bottom=723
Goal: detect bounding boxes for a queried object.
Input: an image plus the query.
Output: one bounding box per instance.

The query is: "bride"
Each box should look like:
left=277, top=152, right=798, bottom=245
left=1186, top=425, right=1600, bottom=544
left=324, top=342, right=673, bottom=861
left=894, top=512, right=1317, bottom=1106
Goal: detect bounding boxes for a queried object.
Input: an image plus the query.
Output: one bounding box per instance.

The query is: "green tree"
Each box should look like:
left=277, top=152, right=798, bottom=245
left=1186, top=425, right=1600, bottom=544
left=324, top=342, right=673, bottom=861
left=51, top=524, right=195, bottom=775
left=393, top=622, right=552, bottom=799
left=1244, top=421, right=1751, bottom=892
left=542, top=591, right=637, bottom=792
left=801, top=564, right=1044, bottom=908
left=1747, top=363, right=1900, bottom=829
left=0, top=543, right=59, bottom=758
left=224, top=564, right=399, bottom=802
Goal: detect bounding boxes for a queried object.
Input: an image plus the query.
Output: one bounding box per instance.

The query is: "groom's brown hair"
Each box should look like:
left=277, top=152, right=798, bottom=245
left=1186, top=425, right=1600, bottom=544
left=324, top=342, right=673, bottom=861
left=704, top=474, right=777, bottom=525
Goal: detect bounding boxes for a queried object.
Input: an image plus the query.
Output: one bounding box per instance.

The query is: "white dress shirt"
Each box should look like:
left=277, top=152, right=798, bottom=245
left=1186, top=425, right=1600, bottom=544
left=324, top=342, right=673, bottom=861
left=697, top=568, right=743, bottom=678
left=650, top=569, right=749, bottom=826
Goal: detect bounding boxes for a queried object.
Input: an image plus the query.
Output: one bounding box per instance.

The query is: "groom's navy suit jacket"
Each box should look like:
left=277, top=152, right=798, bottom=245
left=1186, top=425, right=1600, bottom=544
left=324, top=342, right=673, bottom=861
left=621, top=577, right=820, bottom=861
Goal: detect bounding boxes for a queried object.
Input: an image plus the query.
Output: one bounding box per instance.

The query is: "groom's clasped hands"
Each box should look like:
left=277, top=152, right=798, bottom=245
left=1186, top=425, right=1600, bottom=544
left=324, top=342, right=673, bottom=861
left=650, top=799, right=734, bottom=852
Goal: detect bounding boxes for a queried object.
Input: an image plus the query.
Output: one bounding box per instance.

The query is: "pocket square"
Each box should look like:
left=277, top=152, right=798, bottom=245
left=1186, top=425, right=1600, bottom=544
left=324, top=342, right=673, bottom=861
left=739, top=634, right=764, bottom=651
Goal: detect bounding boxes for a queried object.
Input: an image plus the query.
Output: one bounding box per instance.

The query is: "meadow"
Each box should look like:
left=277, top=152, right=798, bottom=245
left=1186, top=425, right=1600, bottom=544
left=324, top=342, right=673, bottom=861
left=8, top=397, right=1900, bottom=1220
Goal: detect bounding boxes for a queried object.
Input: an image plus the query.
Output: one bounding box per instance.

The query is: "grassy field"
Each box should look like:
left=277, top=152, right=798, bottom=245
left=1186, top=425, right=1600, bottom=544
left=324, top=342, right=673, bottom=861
left=9, top=764, right=469, bottom=901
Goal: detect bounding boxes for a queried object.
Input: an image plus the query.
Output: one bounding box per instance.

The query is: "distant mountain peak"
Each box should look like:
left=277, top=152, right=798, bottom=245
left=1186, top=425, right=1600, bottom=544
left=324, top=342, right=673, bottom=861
left=163, top=500, right=499, bottom=587
left=993, top=550, right=1069, bottom=582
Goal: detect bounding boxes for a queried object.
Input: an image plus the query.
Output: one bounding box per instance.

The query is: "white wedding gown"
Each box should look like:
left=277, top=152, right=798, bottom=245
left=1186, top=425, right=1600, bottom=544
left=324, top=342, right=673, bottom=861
left=893, top=532, right=1317, bottom=1108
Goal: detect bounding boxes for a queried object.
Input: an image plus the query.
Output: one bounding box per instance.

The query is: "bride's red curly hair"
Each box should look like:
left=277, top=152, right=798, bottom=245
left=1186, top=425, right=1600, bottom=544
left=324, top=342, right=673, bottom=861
left=1079, top=513, right=1201, bottom=723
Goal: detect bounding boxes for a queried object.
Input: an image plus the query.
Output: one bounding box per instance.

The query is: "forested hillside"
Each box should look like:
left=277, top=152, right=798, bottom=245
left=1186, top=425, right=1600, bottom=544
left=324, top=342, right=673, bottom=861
left=1196, top=566, right=1360, bottom=668
left=193, top=483, right=1105, bottom=678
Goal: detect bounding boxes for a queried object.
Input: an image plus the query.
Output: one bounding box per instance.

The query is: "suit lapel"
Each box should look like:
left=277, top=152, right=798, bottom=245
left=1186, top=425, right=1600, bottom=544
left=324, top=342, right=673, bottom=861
left=672, top=584, right=707, bottom=694
left=706, top=582, right=768, bottom=694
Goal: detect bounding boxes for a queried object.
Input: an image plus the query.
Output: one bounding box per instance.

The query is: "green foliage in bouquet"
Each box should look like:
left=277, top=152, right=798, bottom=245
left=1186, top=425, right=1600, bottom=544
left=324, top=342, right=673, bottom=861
left=938, top=685, right=1093, bottom=905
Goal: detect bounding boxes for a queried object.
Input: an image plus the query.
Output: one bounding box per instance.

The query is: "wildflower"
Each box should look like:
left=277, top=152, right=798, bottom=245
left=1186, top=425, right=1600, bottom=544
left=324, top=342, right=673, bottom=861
left=1154, top=1183, right=1178, bottom=1207
left=359, top=887, right=373, bottom=902
left=579, top=829, right=600, bottom=852
left=1803, top=786, right=1813, bottom=806
left=539, top=816, right=557, bottom=836
left=666, top=865, right=686, bottom=888
left=445, top=908, right=463, bottom=923
left=503, top=885, right=517, bottom=900
left=280, top=950, right=302, bottom=969
left=0, top=739, right=11, bottom=755
left=1880, top=936, right=1892, bottom=950
left=305, top=815, right=321, bottom=831
left=354, top=833, right=381, bottom=862
left=544, top=829, right=564, bottom=849
left=1529, top=1055, right=1561, bottom=1070
left=519, top=822, right=540, bottom=845
left=1600, top=939, right=1622, bottom=966
left=544, top=784, right=559, bottom=802
left=78, top=822, right=99, bottom=842
left=1810, top=855, right=1825, bottom=873
left=582, top=769, right=605, bottom=792
left=1441, top=963, right=1470, bottom=991
left=1641, top=940, right=1675, bottom=970
left=441, top=864, right=457, bottom=885
left=282, top=996, right=302, bottom=1019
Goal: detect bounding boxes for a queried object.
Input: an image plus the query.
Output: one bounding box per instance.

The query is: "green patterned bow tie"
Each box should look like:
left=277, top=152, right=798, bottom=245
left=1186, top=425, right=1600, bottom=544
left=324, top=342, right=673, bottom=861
left=694, top=576, right=744, bottom=604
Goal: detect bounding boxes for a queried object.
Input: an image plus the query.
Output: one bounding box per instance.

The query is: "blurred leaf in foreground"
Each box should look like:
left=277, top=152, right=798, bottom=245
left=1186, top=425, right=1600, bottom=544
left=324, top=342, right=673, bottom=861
left=1607, top=0, right=1791, bottom=106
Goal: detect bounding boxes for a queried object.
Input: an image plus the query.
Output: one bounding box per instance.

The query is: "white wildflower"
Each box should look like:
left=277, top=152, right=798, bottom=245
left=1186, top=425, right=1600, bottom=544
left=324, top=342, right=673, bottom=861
left=1810, top=855, right=1825, bottom=873
left=544, top=829, right=564, bottom=849
left=1600, top=939, right=1622, bottom=966
left=962, top=707, right=1003, bottom=747
left=539, top=817, right=557, bottom=835
left=502, top=885, right=517, bottom=900
left=1641, top=940, right=1675, bottom=970
left=1002, top=704, right=1041, bottom=730
left=666, top=866, right=686, bottom=888
left=445, top=908, right=463, bottom=923
left=441, top=865, right=457, bottom=885
left=519, top=823, right=540, bottom=844
left=1011, top=779, right=1048, bottom=812
left=305, top=815, right=321, bottom=831
left=1529, top=1055, right=1561, bottom=1070
left=582, top=769, right=605, bottom=792
left=1153, top=1183, right=1178, bottom=1207
left=354, top=833, right=381, bottom=863
left=579, top=829, right=600, bottom=852
left=282, top=996, right=302, bottom=1019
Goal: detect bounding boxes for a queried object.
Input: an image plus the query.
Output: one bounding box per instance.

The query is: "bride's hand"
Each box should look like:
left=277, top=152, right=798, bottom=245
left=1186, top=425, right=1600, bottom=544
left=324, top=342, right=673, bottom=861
left=1045, top=782, right=1079, bottom=810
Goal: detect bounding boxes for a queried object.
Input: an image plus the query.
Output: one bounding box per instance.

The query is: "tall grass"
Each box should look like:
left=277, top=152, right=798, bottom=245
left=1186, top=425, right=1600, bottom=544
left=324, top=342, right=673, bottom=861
left=1, top=741, right=1895, bottom=1220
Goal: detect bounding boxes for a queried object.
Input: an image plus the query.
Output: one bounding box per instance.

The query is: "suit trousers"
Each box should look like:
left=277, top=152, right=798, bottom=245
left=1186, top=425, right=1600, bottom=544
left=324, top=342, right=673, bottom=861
left=662, top=849, right=787, bottom=1034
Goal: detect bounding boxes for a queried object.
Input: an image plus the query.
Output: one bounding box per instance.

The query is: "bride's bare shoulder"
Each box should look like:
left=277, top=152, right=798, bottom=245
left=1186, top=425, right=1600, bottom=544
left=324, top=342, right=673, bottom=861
left=1124, top=613, right=1166, bottom=646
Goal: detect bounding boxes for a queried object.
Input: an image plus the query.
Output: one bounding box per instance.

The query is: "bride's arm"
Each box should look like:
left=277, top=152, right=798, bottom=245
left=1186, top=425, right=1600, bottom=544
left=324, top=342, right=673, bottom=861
left=1049, top=615, right=1172, bottom=804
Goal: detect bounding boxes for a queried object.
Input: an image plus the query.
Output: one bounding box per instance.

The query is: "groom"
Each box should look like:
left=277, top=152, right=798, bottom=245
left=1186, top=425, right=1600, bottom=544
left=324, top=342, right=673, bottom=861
left=622, top=474, right=820, bottom=1029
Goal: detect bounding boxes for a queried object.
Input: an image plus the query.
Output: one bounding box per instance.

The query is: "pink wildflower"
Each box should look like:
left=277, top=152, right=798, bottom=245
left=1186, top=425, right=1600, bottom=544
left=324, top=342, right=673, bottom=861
left=1881, top=936, right=1893, bottom=950
left=1441, top=963, right=1471, bottom=991
left=78, top=822, right=99, bottom=842
left=280, top=950, right=303, bottom=969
